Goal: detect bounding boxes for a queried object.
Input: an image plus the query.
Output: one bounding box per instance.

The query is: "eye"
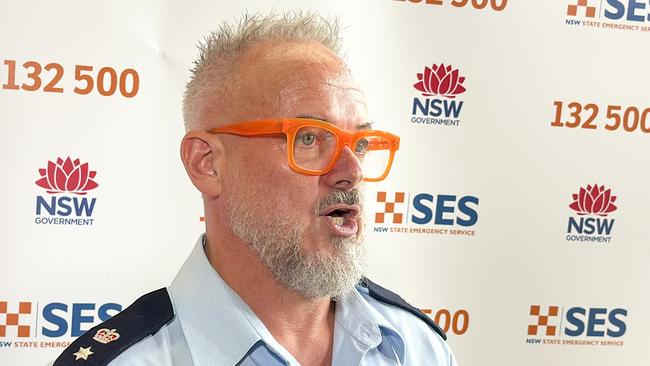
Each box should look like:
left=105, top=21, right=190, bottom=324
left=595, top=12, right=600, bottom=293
left=300, top=133, right=317, bottom=146
left=354, top=138, right=369, bottom=154
left=296, top=128, right=332, bottom=148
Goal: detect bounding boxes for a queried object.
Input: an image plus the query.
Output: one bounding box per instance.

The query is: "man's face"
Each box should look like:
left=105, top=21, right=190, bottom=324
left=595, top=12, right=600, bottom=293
left=218, top=41, right=370, bottom=299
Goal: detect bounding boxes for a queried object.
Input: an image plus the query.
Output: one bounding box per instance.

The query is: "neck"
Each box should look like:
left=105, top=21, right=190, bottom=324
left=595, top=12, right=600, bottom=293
left=204, top=227, right=335, bottom=366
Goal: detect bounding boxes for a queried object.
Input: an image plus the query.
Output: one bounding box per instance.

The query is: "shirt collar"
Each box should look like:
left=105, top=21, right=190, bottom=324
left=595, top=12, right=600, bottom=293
left=337, top=285, right=406, bottom=363
left=169, top=235, right=271, bottom=365
left=168, top=234, right=405, bottom=365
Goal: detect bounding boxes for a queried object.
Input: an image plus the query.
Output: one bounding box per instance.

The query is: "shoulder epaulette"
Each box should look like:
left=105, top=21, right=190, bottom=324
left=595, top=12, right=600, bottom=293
left=53, top=288, right=174, bottom=366
left=361, top=277, right=447, bottom=340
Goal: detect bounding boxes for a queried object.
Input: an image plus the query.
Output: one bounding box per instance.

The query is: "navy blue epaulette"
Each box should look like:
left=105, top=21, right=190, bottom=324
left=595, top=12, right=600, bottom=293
left=360, top=277, right=447, bottom=341
left=53, top=288, right=173, bottom=366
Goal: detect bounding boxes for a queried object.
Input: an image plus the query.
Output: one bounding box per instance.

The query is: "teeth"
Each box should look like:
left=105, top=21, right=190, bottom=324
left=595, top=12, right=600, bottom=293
left=332, top=216, right=345, bottom=225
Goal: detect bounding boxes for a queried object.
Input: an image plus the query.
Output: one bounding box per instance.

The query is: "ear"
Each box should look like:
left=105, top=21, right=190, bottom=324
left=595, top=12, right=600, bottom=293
left=180, top=131, right=225, bottom=199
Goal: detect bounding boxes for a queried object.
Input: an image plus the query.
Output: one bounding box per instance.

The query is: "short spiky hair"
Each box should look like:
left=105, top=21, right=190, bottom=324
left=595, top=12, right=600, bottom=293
left=182, top=10, right=342, bottom=131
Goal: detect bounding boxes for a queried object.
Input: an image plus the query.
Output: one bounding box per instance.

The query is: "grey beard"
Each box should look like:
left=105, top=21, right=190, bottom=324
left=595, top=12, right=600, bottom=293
left=226, top=190, right=367, bottom=299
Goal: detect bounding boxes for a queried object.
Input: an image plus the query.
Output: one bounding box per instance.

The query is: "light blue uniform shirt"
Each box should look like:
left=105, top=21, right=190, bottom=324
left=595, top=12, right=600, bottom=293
left=106, top=236, right=457, bottom=365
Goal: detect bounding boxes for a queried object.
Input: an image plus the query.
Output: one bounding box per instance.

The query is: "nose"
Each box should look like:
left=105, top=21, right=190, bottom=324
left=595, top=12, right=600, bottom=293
left=321, top=146, right=363, bottom=189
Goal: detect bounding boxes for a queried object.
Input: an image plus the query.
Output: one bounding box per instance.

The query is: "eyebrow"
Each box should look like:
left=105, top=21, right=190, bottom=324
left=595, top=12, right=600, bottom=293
left=296, top=115, right=374, bottom=131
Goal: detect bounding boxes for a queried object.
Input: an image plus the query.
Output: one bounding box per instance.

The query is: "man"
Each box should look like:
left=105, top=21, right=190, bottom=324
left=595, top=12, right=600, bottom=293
left=53, top=11, right=457, bottom=366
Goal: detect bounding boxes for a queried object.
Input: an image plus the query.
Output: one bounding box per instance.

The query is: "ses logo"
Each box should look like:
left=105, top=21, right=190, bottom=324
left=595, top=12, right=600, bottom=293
left=410, top=63, right=466, bottom=127
left=34, top=157, right=99, bottom=226
left=373, top=191, right=479, bottom=236
left=565, top=0, right=650, bottom=33
left=526, top=305, right=627, bottom=347
left=566, top=184, right=617, bottom=244
left=0, top=300, right=121, bottom=349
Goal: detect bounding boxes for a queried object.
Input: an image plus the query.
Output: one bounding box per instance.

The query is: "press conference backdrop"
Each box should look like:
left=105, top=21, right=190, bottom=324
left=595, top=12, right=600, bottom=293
left=1, top=0, right=648, bottom=365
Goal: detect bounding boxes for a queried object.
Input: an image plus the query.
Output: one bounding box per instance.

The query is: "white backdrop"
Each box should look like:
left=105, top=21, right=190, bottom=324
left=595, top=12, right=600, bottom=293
left=1, top=0, right=649, bottom=365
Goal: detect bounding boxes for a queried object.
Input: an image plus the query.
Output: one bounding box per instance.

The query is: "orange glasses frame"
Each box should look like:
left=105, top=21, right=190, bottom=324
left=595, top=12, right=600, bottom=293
left=208, top=118, right=400, bottom=182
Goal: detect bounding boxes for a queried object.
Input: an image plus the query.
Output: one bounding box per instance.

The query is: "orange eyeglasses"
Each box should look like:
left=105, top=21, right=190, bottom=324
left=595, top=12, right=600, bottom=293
left=209, top=118, right=400, bottom=182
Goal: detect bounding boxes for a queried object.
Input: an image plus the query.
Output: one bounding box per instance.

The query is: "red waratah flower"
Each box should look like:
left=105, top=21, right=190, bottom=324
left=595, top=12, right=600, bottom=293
left=413, top=63, right=466, bottom=98
left=35, top=157, right=98, bottom=195
left=569, top=184, right=617, bottom=216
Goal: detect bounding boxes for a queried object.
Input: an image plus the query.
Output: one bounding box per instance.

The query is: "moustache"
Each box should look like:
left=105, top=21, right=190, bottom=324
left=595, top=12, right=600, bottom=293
left=315, top=189, right=364, bottom=215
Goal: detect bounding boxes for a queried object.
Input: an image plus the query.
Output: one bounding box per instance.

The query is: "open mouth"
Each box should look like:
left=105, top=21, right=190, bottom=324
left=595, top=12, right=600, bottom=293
left=320, top=205, right=360, bottom=221
left=319, top=204, right=360, bottom=236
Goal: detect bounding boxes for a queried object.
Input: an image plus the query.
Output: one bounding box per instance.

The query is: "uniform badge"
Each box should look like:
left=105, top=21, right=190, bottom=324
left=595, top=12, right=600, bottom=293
left=72, top=346, right=94, bottom=361
left=93, top=328, right=120, bottom=344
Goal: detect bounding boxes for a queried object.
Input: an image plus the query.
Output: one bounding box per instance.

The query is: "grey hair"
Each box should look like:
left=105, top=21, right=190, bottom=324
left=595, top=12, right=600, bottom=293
left=182, top=10, right=343, bottom=131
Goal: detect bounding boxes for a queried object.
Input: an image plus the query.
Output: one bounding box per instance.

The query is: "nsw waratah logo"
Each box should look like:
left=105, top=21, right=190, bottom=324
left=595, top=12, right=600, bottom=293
left=569, top=184, right=617, bottom=216
left=411, top=63, right=466, bottom=127
left=414, top=63, right=466, bottom=98
left=566, top=184, right=617, bottom=244
left=35, top=157, right=98, bottom=195
left=34, top=157, right=98, bottom=226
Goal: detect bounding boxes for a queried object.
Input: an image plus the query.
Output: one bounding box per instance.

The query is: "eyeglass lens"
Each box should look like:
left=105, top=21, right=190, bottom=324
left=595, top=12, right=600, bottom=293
left=292, top=126, right=391, bottom=179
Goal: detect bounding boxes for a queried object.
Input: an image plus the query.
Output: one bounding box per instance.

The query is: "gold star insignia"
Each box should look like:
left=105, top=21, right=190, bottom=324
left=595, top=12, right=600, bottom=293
left=73, top=346, right=94, bottom=361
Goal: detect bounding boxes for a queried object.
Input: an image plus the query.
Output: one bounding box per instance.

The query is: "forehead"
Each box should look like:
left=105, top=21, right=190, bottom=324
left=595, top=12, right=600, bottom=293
left=228, top=41, right=369, bottom=128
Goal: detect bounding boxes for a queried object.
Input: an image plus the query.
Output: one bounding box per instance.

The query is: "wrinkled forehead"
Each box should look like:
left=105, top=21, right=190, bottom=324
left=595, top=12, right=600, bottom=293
left=226, top=41, right=368, bottom=127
